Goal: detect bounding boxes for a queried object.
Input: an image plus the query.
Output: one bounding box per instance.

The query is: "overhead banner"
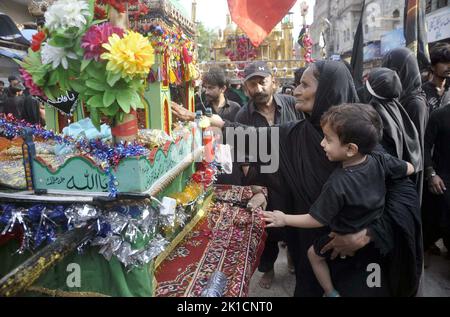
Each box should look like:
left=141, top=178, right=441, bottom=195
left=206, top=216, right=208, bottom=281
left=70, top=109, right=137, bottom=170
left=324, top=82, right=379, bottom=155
left=426, top=6, right=450, bottom=43
left=227, top=0, right=296, bottom=47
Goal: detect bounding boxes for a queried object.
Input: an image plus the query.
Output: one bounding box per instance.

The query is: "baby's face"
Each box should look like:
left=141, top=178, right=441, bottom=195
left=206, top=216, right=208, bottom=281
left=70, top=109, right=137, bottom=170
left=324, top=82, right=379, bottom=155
left=320, top=124, right=348, bottom=162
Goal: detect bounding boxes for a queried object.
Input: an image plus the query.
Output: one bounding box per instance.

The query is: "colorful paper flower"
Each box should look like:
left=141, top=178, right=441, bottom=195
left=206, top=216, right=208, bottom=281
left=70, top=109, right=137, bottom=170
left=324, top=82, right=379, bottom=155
left=81, top=23, right=124, bottom=61
left=19, top=68, right=46, bottom=98
left=44, top=0, right=91, bottom=32
left=101, top=31, right=154, bottom=79
left=41, top=43, right=77, bottom=69
left=31, top=31, right=46, bottom=52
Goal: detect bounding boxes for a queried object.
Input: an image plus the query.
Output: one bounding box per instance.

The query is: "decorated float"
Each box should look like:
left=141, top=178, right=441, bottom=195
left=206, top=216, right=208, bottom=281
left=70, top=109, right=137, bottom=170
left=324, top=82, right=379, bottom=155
left=0, top=0, right=265, bottom=297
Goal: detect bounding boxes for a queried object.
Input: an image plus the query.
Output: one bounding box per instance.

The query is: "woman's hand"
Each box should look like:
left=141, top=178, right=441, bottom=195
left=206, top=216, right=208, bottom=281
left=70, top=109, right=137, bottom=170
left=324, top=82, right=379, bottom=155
left=428, top=174, right=447, bottom=195
left=261, top=210, right=287, bottom=228
left=321, top=229, right=371, bottom=260
left=246, top=192, right=267, bottom=211
left=171, top=101, right=195, bottom=121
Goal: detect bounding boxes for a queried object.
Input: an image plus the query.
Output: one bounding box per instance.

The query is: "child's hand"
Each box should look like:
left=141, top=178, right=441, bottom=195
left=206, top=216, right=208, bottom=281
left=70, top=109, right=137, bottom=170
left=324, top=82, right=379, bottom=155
left=247, top=192, right=268, bottom=211
left=261, top=210, right=287, bottom=227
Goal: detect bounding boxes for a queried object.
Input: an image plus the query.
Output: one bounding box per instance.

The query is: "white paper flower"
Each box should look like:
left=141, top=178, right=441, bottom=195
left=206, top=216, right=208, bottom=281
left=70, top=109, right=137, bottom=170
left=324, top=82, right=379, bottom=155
left=41, top=43, right=77, bottom=69
left=44, top=0, right=91, bottom=32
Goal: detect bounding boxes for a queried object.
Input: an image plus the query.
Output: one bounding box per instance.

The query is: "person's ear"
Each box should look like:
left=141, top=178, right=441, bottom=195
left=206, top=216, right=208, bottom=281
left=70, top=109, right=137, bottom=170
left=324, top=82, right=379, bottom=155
left=346, top=143, right=359, bottom=157
left=243, top=83, right=250, bottom=96
left=430, top=65, right=436, bottom=74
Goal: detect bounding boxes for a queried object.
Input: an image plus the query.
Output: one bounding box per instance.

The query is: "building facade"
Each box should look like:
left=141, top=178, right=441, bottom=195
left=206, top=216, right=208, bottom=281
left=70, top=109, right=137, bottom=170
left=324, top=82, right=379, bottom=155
left=425, top=0, right=450, bottom=45
left=311, top=0, right=449, bottom=62
left=310, top=0, right=404, bottom=60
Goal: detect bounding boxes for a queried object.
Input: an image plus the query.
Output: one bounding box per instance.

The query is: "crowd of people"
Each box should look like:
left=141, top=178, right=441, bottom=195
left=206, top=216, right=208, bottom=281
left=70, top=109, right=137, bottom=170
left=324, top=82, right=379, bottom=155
left=1, top=38, right=448, bottom=297
left=0, top=75, right=45, bottom=125
left=171, top=43, right=450, bottom=297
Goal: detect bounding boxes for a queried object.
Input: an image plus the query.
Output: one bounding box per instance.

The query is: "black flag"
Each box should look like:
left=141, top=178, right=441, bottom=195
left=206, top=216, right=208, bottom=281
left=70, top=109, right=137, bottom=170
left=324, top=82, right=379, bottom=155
left=297, top=25, right=306, bottom=47
left=404, top=0, right=430, bottom=70
left=351, top=0, right=366, bottom=89
left=36, top=91, right=78, bottom=116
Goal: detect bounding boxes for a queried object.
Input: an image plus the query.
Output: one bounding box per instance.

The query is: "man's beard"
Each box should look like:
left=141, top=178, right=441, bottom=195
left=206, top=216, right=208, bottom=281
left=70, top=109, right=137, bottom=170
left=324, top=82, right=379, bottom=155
left=253, top=92, right=271, bottom=105
left=205, top=95, right=219, bottom=104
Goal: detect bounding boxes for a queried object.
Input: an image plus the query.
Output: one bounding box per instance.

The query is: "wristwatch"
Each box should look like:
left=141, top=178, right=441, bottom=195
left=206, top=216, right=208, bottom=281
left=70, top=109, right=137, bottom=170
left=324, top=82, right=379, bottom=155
left=427, top=170, right=437, bottom=181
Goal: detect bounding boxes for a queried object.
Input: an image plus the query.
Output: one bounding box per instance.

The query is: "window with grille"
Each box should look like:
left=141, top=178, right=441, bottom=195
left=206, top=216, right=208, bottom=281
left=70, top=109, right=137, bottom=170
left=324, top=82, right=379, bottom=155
left=426, top=0, right=432, bottom=13
left=437, top=0, right=448, bottom=8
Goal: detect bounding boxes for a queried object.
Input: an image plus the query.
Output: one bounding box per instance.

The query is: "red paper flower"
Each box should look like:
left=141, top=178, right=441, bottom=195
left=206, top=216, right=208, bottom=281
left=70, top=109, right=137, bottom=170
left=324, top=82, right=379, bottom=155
left=97, top=0, right=139, bottom=13
left=94, top=5, right=107, bottom=20
left=19, top=68, right=46, bottom=98
left=81, top=22, right=124, bottom=61
left=31, top=31, right=46, bottom=52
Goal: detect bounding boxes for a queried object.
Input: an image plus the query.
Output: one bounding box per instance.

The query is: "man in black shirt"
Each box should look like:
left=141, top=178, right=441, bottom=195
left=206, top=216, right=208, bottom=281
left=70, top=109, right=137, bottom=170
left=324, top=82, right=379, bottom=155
left=422, top=43, right=450, bottom=113
left=235, top=61, right=304, bottom=289
left=424, top=102, right=450, bottom=254
left=421, top=44, right=450, bottom=257
left=195, top=67, right=241, bottom=122
left=3, top=82, right=26, bottom=119
left=173, top=67, right=242, bottom=185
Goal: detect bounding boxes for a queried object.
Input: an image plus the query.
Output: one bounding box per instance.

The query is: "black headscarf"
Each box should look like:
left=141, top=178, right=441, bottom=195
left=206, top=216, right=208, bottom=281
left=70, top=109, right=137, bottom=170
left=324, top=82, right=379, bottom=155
left=309, top=61, right=360, bottom=130
left=366, top=67, right=422, bottom=171
left=382, top=47, right=427, bottom=200
left=382, top=48, right=424, bottom=106
left=365, top=68, right=423, bottom=296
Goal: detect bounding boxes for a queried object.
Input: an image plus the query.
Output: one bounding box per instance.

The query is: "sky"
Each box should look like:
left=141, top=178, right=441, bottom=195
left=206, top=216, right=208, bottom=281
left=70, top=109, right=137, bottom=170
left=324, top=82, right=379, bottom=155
left=177, top=0, right=316, bottom=39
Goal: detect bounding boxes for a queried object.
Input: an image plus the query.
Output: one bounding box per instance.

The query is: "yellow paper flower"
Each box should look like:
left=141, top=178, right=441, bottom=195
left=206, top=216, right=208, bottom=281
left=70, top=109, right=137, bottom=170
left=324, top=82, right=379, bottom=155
left=101, top=31, right=154, bottom=79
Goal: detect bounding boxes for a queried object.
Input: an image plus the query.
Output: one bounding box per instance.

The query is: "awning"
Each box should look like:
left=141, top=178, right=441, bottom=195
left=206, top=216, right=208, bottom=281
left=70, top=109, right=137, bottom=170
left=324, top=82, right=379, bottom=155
left=0, top=46, right=27, bottom=60
left=0, top=12, right=30, bottom=46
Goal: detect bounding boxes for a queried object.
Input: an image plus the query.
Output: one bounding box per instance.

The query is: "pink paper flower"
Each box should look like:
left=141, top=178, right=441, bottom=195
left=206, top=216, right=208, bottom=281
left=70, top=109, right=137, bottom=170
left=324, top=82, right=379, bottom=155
left=81, top=23, right=124, bottom=61
left=19, top=68, right=46, bottom=98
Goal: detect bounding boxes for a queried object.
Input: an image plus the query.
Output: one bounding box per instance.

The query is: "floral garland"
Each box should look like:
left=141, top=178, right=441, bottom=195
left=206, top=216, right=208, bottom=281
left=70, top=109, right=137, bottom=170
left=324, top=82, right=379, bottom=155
left=128, top=2, right=149, bottom=20
left=298, top=25, right=314, bottom=64
left=225, top=35, right=257, bottom=62
left=140, top=22, right=198, bottom=84
left=96, top=0, right=139, bottom=13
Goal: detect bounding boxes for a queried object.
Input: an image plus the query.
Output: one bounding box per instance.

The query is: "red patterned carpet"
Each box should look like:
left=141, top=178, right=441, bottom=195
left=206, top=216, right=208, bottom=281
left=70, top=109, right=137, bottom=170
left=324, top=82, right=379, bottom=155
left=155, top=185, right=266, bottom=297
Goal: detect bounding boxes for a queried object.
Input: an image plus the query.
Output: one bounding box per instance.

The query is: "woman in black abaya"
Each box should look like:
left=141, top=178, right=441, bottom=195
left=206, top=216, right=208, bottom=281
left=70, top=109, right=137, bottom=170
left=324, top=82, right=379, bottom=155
left=281, top=61, right=390, bottom=296
left=364, top=67, right=424, bottom=295
left=382, top=48, right=428, bottom=199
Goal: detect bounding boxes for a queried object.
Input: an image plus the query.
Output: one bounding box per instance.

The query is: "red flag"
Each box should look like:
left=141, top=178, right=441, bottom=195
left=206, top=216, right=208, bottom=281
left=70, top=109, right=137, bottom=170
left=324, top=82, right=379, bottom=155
left=227, top=0, right=297, bottom=47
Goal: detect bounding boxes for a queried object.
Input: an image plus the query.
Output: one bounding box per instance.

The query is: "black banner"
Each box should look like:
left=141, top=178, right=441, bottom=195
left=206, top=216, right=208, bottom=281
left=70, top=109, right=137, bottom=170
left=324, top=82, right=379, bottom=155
left=36, top=91, right=78, bottom=115
left=351, top=0, right=366, bottom=89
